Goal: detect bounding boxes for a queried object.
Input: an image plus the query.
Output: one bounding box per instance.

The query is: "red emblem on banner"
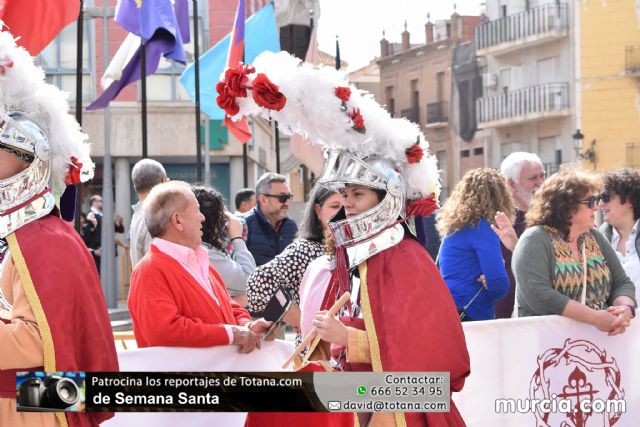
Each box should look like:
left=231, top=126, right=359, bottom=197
left=529, top=339, right=624, bottom=427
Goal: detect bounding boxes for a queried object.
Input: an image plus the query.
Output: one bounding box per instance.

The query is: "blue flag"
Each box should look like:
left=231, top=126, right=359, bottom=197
left=179, top=3, right=280, bottom=119
left=87, top=0, right=189, bottom=111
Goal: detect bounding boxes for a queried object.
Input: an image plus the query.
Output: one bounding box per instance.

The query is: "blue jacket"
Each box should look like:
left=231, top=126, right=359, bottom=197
left=244, top=207, right=298, bottom=266
left=438, top=218, right=510, bottom=321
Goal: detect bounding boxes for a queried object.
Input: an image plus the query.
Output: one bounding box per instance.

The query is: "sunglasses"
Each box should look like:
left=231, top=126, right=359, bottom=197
left=579, top=195, right=600, bottom=208
left=264, top=193, right=294, bottom=203
left=599, top=192, right=611, bottom=203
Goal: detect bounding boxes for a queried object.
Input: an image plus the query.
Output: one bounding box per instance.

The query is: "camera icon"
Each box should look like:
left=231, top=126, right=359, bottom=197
left=18, top=375, right=81, bottom=411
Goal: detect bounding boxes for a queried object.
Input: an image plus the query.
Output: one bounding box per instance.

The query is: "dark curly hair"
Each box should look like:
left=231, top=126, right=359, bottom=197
left=191, top=185, right=227, bottom=251
left=603, top=169, right=640, bottom=220
left=526, top=165, right=601, bottom=241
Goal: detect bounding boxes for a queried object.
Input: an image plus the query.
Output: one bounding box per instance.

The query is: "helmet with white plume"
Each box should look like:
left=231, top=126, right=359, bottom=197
left=216, top=51, right=440, bottom=253
left=0, top=30, right=93, bottom=238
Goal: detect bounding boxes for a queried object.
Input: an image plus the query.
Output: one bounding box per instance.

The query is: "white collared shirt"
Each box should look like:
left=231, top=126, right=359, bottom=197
left=611, top=220, right=640, bottom=302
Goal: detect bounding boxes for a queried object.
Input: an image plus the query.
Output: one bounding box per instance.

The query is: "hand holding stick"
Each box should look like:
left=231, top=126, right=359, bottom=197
left=282, top=292, right=351, bottom=369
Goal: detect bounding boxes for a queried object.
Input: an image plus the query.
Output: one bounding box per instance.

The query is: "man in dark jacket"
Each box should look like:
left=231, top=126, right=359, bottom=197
left=243, top=173, right=298, bottom=266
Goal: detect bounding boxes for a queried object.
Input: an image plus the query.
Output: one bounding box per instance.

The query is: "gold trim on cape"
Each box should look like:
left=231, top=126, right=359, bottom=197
left=6, top=234, right=68, bottom=427
left=358, top=261, right=407, bottom=427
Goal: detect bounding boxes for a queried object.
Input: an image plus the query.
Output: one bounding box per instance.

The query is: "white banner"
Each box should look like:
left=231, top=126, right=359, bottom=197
left=104, top=317, right=638, bottom=427
left=454, top=315, right=640, bottom=427
left=102, top=340, right=294, bottom=427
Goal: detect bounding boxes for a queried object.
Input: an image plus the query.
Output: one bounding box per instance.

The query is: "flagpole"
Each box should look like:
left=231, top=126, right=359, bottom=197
left=193, top=0, right=203, bottom=181
left=74, top=0, right=85, bottom=231
left=75, top=0, right=84, bottom=127
left=243, top=142, right=248, bottom=187
left=102, top=0, right=117, bottom=308
left=241, top=0, right=248, bottom=186
left=140, top=41, right=148, bottom=158
left=275, top=120, right=280, bottom=173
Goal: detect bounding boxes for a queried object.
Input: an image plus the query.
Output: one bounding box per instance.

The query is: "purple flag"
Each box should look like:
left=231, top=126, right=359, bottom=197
left=87, top=0, right=189, bottom=111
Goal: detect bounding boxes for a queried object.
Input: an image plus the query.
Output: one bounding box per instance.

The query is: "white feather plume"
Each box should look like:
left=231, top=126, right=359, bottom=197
left=0, top=30, right=93, bottom=197
left=220, top=51, right=440, bottom=200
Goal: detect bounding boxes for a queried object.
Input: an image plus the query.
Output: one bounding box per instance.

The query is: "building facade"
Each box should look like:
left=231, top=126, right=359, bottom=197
left=579, top=0, right=640, bottom=170
left=475, top=0, right=576, bottom=175
left=377, top=14, right=481, bottom=198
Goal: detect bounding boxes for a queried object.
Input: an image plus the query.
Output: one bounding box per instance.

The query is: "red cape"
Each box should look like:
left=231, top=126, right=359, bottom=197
left=325, top=237, right=471, bottom=427
left=2, top=214, right=119, bottom=426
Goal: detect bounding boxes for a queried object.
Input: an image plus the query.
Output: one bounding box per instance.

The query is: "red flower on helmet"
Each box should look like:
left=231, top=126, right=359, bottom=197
left=65, top=157, right=83, bottom=185
left=406, top=194, right=438, bottom=217
left=251, top=73, right=286, bottom=111
left=223, top=64, right=255, bottom=97
left=335, top=87, right=351, bottom=103
left=405, top=142, right=424, bottom=164
left=349, top=108, right=365, bottom=133
left=216, top=82, right=240, bottom=116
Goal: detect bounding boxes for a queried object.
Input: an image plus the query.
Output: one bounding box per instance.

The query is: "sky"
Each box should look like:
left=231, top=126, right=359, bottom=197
left=317, top=0, right=484, bottom=71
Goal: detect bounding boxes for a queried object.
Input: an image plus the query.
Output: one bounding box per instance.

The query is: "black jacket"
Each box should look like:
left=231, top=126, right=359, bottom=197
left=244, top=207, right=298, bottom=266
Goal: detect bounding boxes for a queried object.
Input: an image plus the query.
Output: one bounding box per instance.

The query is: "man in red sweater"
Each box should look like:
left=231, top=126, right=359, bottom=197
left=128, top=181, right=271, bottom=352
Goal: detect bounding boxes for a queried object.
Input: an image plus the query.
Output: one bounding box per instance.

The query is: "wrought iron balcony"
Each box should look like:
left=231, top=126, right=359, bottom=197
left=476, top=83, right=569, bottom=127
left=476, top=4, right=568, bottom=54
left=625, top=46, right=640, bottom=75
left=400, top=106, right=420, bottom=125
left=426, top=101, right=448, bottom=125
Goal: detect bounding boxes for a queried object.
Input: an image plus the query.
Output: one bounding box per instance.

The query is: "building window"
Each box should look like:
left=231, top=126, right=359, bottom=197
left=385, top=86, right=395, bottom=116
left=473, top=147, right=484, bottom=155
left=410, top=79, right=419, bottom=108
left=36, top=19, right=93, bottom=102
left=501, top=141, right=531, bottom=159
left=460, top=149, right=470, bottom=158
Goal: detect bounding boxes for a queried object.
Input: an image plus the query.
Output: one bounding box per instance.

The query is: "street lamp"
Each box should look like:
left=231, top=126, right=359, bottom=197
left=572, top=129, right=584, bottom=161
left=572, top=129, right=597, bottom=167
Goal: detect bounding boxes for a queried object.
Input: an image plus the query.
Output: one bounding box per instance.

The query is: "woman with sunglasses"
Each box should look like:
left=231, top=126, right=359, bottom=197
left=599, top=169, right=640, bottom=303
left=513, top=167, right=636, bottom=334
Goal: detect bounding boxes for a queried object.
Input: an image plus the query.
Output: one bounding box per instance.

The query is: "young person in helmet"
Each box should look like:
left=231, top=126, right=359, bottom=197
left=216, top=51, right=470, bottom=427
left=0, top=32, right=118, bottom=426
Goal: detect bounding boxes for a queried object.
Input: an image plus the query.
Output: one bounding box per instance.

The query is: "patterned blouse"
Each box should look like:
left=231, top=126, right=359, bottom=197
left=247, top=239, right=325, bottom=313
left=546, top=226, right=612, bottom=310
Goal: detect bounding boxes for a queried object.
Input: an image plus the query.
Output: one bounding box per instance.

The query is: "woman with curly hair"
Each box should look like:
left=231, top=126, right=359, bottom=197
left=513, top=167, right=636, bottom=335
left=192, top=185, right=256, bottom=307
left=437, top=168, right=513, bottom=321
left=599, top=169, right=640, bottom=301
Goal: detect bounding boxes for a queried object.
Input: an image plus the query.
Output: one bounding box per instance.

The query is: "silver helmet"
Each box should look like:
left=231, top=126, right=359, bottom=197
left=0, top=112, right=56, bottom=238
left=318, top=148, right=406, bottom=248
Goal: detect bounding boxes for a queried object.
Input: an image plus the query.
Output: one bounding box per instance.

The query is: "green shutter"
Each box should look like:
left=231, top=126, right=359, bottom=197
left=199, top=119, right=228, bottom=150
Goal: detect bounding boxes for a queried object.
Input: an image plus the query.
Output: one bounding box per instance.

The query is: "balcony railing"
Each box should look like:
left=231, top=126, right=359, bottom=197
left=625, top=46, right=640, bottom=74
left=400, top=106, right=420, bottom=124
left=426, top=101, right=448, bottom=124
left=476, top=4, right=568, bottom=52
left=477, top=83, right=569, bottom=125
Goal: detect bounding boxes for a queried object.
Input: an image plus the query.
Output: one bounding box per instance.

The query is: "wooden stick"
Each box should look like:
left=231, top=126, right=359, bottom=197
left=282, top=291, right=351, bottom=369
